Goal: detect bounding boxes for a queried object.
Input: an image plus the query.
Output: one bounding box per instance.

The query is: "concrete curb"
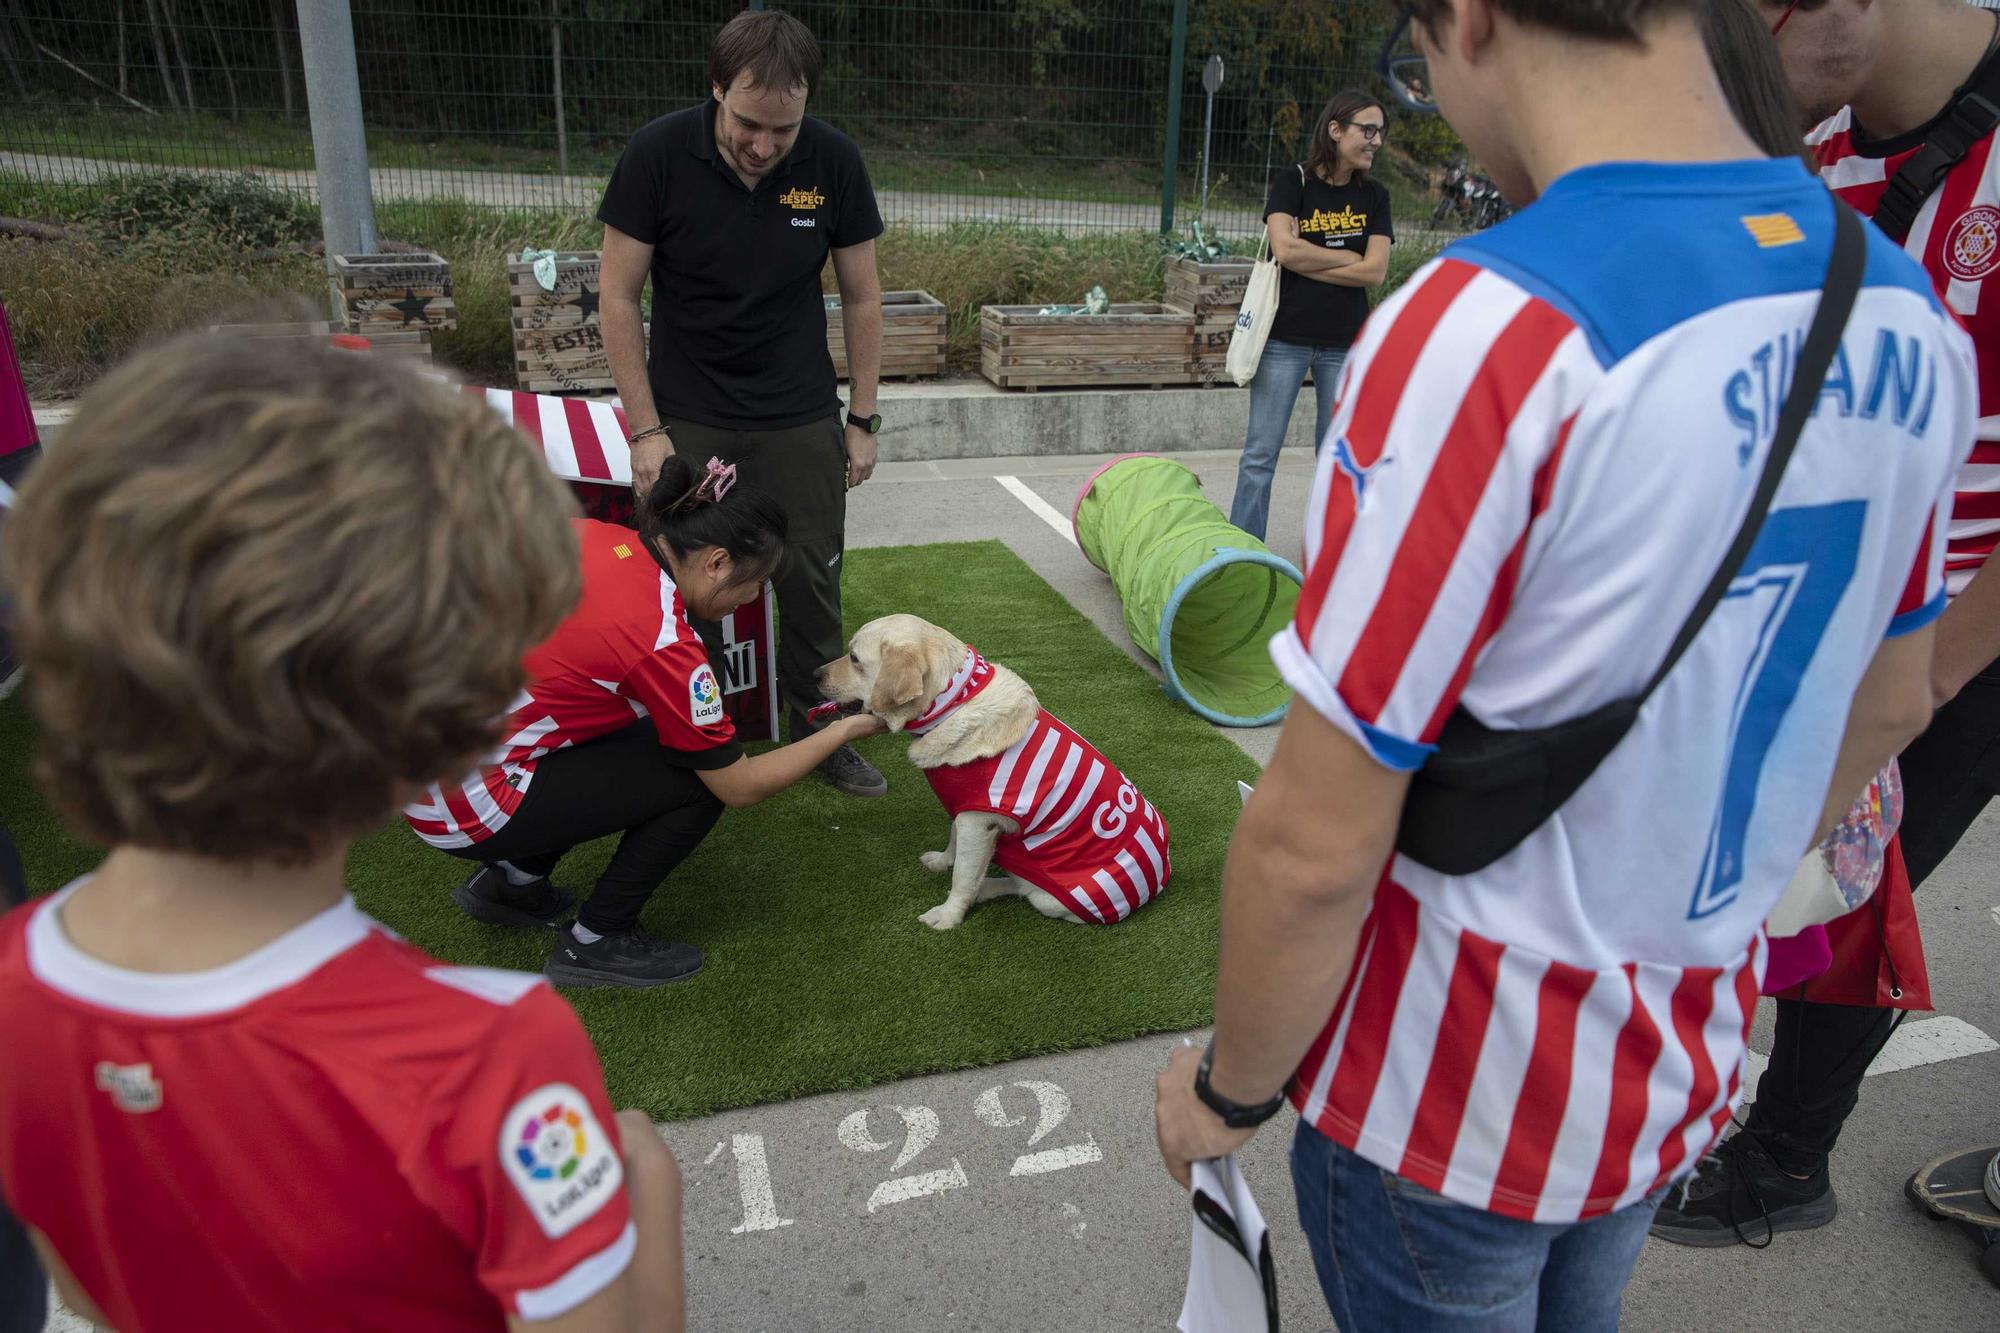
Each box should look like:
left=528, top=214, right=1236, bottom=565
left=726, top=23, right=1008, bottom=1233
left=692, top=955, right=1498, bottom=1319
left=33, top=378, right=1322, bottom=462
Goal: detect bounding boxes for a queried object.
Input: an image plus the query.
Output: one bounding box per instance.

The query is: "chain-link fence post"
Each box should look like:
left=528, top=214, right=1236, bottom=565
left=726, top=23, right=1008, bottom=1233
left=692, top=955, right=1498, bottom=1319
left=1158, top=0, right=1190, bottom=235
left=296, top=0, right=378, bottom=259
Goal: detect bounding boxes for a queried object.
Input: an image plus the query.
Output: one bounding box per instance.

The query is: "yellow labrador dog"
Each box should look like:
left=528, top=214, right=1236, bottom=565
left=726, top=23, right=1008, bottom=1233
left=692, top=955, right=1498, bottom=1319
left=817, top=614, right=1171, bottom=931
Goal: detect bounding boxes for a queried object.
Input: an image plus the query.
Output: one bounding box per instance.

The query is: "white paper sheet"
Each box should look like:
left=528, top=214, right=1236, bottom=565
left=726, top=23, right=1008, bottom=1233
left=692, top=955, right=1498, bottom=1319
left=1177, top=1154, right=1276, bottom=1333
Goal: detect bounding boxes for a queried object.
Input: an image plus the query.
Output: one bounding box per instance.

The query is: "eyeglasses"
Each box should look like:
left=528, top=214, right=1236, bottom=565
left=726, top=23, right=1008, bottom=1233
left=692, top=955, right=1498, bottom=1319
left=1376, top=11, right=1436, bottom=115
left=1771, top=0, right=1803, bottom=34
left=1345, top=122, right=1388, bottom=142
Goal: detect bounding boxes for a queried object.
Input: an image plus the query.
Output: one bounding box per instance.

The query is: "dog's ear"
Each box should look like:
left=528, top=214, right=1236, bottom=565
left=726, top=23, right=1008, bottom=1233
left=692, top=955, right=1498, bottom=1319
left=869, top=643, right=929, bottom=730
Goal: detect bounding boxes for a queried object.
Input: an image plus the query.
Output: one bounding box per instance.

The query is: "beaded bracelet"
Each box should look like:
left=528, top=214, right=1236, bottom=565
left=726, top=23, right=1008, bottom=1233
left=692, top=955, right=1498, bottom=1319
left=627, top=424, right=671, bottom=446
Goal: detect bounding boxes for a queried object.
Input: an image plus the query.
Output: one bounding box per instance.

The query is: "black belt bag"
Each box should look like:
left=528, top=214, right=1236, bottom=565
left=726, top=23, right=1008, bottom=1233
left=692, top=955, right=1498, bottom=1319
left=1393, top=199, right=1867, bottom=877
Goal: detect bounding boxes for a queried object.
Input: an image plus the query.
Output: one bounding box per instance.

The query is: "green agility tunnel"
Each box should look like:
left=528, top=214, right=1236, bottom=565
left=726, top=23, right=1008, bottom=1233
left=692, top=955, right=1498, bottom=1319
left=1071, top=454, right=1302, bottom=728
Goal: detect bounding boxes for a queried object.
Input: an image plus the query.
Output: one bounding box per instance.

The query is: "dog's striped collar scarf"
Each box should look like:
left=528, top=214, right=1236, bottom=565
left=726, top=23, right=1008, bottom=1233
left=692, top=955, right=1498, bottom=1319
left=905, top=647, right=996, bottom=734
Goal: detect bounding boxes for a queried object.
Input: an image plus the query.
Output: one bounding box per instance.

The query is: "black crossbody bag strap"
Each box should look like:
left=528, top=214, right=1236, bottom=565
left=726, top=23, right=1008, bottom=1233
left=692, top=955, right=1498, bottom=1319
left=1872, top=48, right=2000, bottom=244
left=1642, top=200, right=1867, bottom=696
left=1393, top=197, right=1867, bottom=876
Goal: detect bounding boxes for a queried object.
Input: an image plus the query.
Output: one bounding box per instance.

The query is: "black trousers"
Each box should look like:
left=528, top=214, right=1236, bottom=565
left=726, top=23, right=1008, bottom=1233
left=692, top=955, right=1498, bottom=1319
left=1747, top=657, right=2000, bottom=1172
left=445, top=726, right=724, bottom=936
left=662, top=413, right=847, bottom=740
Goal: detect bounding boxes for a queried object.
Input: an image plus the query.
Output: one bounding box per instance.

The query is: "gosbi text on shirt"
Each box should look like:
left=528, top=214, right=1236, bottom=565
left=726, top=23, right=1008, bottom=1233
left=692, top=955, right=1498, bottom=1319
left=405, top=517, right=735, bottom=848
left=1813, top=106, right=2000, bottom=592
left=1273, top=159, right=1974, bottom=1223
left=0, top=888, right=634, bottom=1328
left=917, top=649, right=1170, bottom=924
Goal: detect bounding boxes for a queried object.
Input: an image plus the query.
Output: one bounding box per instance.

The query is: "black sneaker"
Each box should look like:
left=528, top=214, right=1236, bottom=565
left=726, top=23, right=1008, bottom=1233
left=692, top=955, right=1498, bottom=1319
left=452, top=866, right=576, bottom=929
left=1649, top=1127, right=1839, bottom=1248
left=544, top=925, right=705, bottom=990
left=820, top=743, right=888, bottom=798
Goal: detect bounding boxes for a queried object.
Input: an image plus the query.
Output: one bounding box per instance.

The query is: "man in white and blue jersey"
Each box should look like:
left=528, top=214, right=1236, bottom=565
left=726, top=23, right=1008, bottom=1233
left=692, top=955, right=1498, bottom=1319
left=1154, top=0, right=1977, bottom=1327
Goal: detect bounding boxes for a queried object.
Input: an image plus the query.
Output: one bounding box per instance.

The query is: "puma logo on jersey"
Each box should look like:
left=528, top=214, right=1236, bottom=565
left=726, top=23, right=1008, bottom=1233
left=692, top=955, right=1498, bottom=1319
left=1329, top=435, right=1394, bottom=512
left=95, top=1062, right=162, bottom=1113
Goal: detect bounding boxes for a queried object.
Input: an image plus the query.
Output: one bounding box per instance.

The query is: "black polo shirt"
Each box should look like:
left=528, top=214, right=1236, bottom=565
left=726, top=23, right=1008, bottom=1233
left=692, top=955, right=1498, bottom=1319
left=597, top=101, right=884, bottom=431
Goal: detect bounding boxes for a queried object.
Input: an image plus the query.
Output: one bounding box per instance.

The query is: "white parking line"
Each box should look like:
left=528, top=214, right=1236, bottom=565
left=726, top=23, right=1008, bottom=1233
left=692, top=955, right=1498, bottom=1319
left=1744, top=1014, right=1997, bottom=1092
left=995, top=475, right=1079, bottom=548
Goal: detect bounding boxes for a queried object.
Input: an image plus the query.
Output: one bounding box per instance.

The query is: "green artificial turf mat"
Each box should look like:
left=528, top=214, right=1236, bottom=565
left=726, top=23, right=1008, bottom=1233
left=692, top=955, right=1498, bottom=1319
left=0, top=540, right=1259, bottom=1119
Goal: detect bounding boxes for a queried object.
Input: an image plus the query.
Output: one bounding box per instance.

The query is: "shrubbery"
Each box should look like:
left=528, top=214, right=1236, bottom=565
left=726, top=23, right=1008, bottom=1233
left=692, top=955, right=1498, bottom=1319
left=0, top=170, right=1448, bottom=397
left=80, top=171, right=317, bottom=252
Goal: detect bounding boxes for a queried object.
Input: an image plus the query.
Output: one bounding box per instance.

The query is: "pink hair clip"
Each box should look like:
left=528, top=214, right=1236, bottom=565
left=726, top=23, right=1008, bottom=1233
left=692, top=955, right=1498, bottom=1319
left=696, top=457, right=738, bottom=503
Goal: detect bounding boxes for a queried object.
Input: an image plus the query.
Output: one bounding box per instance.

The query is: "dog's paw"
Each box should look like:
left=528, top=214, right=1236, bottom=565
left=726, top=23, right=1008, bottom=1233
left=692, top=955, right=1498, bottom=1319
left=918, top=904, right=964, bottom=931
left=919, top=851, right=952, bottom=874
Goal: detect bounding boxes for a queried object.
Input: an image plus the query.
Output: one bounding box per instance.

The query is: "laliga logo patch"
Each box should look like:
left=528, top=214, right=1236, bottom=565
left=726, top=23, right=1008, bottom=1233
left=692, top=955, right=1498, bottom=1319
left=689, top=664, right=725, bottom=725
left=500, top=1083, right=622, bottom=1238
left=1944, top=205, right=2000, bottom=282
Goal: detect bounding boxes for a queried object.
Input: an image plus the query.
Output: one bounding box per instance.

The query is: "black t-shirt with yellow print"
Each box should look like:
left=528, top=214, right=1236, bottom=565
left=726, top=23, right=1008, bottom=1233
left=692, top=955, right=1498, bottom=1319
left=1262, top=164, right=1395, bottom=349
left=597, top=101, right=884, bottom=431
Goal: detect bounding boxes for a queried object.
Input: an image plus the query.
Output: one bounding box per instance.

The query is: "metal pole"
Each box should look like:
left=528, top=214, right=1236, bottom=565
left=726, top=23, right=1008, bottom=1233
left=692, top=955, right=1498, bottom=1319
left=295, top=0, right=377, bottom=259
left=1200, top=88, right=1214, bottom=213
left=1158, top=0, right=1189, bottom=235
left=550, top=0, right=568, bottom=179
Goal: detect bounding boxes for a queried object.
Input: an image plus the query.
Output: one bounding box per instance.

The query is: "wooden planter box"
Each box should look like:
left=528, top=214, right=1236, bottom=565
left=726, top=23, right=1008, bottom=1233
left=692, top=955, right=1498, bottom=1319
left=1163, top=254, right=1253, bottom=314
left=1163, top=254, right=1254, bottom=387
left=825, top=289, right=947, bottom=380
left=330, top=251, right=456, bottom=334
left=979, top=303, right=1195, bottom=390
left=509, top=250, right=622, bottom=394
left=208, top=320, right=433, bottom=370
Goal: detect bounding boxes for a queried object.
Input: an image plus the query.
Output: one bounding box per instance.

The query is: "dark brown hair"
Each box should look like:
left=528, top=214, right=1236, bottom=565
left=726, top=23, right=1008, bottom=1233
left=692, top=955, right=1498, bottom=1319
left=1308, top=89, right=1387, bottom=184
left=707, top=8, right=822, bottom=95
left=3, top=333, right=581, bottom=864
left=1404, top=0, right=1702, bottom=42
left=640, top=452, right=789, bottom=590
left=1702, top=0, right=1814, bottom=161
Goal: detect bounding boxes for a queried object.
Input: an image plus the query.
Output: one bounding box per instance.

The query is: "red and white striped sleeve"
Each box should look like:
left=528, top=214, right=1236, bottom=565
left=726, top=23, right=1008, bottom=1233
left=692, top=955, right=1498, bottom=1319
left=1889, top=500, right=1952, bottom=637
left=1270, top=258, right=1595, bottom=770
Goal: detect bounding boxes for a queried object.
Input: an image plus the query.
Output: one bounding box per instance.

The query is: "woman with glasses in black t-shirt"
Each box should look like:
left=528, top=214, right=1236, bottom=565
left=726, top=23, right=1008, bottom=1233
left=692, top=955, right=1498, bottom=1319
left=1229, top=89, right=1395, bottom=543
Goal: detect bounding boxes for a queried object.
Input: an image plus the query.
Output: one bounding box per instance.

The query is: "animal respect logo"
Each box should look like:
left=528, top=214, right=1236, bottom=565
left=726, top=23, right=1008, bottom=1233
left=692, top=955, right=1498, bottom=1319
left=779, top=186, right=825, bottom=210
left=1299, top=206, right=1368, bottom=236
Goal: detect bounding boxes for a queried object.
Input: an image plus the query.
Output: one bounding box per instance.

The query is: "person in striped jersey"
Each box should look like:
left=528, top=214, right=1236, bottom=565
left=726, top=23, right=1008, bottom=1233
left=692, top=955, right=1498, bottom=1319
left=1152, top=0, right=1975, bottom=1326
left=1654, top=0, right=2000, bottom=1249
left=406, top=454, right=886, bottom=989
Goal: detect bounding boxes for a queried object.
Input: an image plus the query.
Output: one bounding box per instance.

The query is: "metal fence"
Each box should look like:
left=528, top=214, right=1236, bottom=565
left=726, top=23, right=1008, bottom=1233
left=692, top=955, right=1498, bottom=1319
left=0, top=1, right=1433, bottom=239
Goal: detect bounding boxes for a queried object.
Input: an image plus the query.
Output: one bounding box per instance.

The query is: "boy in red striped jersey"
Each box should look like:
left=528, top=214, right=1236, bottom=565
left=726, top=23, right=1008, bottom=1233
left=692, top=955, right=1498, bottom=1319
left=1653, top=0, right=2000, bottom=1249
left=1153, top=0, right=1973, bottom=1326
left=0, top=335, right=687, bottom=1331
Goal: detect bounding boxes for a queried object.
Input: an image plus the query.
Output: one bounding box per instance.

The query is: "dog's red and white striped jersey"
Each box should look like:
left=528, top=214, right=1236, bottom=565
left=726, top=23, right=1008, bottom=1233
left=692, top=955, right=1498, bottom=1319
left=1273, top=160, right=1972, bottom=1222
left=1812, top=108, right=2000, bottom=593
left=923, top=710, right=1170, bottom=924
left=405, top=518, right=735, bottom=849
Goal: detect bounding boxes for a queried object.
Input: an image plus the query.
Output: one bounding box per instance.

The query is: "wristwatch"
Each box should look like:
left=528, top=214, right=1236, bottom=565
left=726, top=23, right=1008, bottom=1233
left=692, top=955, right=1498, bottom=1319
left=846, top=410, right=882, bottom=435
left=1193, top=1041, right=1289, bottom=1129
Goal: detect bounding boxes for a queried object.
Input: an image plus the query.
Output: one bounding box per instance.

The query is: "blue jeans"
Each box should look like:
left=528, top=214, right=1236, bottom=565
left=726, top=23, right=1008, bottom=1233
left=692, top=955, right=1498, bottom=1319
left=1228, top=338, right=1346, bottom=543
left=1289, top=1122, right=1663, bottom=1332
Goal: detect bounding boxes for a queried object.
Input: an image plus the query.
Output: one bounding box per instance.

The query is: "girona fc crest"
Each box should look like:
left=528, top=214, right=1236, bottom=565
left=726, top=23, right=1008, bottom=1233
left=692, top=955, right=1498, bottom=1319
left=1943, top=205, right=2000, bottom=282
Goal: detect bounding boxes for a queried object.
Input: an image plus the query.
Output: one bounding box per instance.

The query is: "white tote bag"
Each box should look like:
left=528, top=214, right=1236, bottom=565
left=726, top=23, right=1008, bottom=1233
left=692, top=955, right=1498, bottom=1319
left=1226, top=231, right=1282, bottom=387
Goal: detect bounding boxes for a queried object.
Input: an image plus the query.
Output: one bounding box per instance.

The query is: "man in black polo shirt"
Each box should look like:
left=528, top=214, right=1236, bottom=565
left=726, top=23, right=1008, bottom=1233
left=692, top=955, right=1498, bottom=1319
left=598, top=7, right=888, bottom=798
